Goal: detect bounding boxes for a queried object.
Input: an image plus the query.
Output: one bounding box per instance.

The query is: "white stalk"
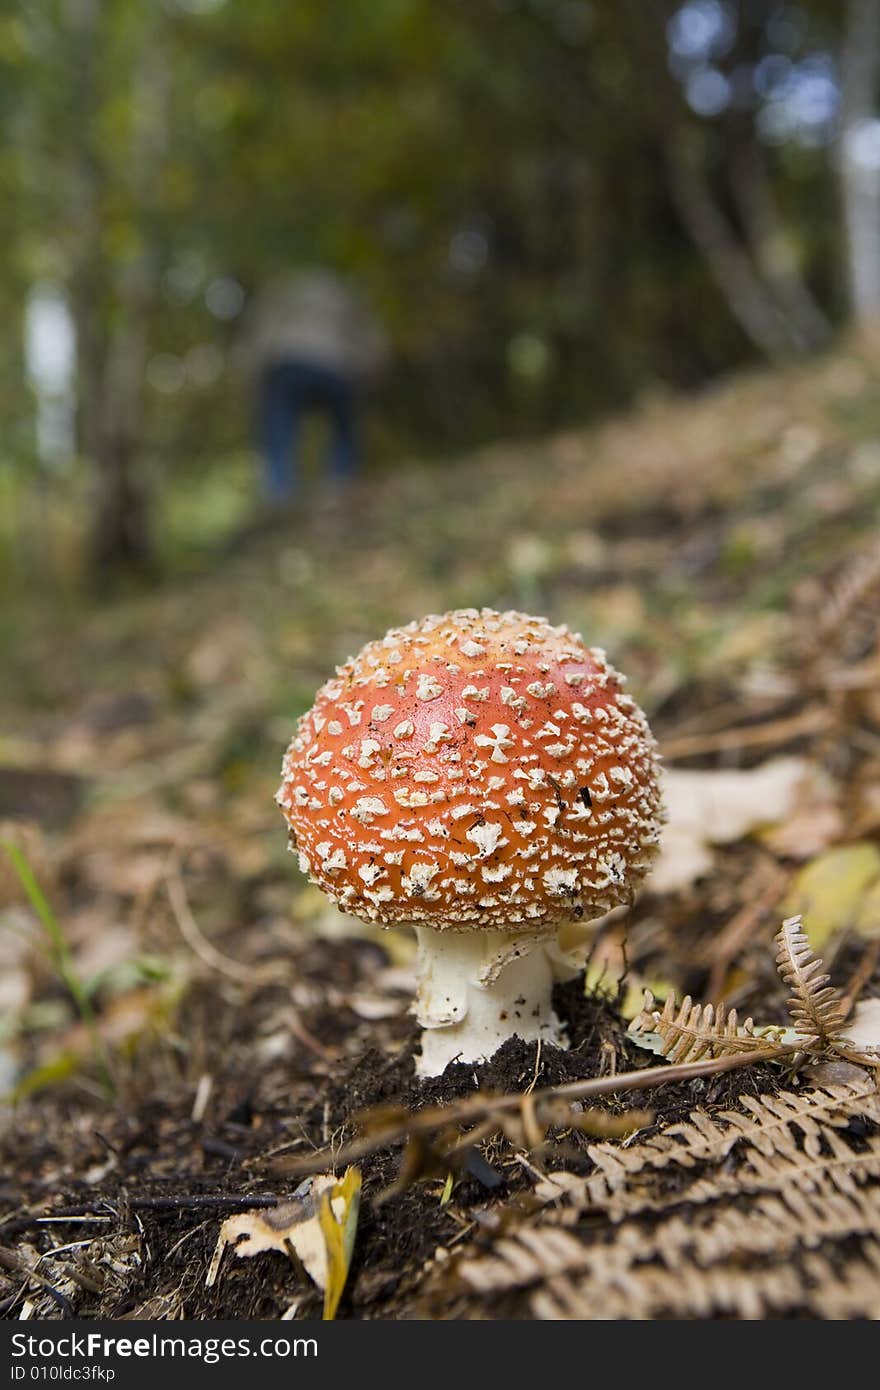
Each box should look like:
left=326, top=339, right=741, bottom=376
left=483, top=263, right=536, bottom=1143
left=413, top=926, right=569, bottom=1077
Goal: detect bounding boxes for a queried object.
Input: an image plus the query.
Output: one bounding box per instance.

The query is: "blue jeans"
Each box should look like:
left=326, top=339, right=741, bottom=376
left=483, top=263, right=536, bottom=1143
left=259, top=359, right=359, bottom=502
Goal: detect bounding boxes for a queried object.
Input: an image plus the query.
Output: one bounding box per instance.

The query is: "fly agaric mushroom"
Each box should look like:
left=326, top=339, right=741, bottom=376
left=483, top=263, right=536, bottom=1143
left=276, top=609, right=663, bottom=1076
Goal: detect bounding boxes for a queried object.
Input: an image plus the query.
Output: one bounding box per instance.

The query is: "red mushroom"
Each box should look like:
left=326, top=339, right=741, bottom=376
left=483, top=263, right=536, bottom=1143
left=277, top=609, right=663, bottom=1075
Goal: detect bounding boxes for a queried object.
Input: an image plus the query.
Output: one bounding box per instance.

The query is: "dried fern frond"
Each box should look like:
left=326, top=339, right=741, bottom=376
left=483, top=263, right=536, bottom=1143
left=531, top=1261, right=809, bottom=1320
left=813, top=537, right=880, bottom=652
left=803, top=1246, right=880, bottom=1320
left=775, top=915, right=847, bottom=1043
left=432, top=1075, right=880, bottom=1321
left=632, top=990, right=776, bottom=1065
left=633, top=919, right=871, bottom=1074
left=538, top=1075, right=880, bottom=1217
left=457, top=1227, right=589, bottom=1297
left=457, top=1163, right=880, bottom=1317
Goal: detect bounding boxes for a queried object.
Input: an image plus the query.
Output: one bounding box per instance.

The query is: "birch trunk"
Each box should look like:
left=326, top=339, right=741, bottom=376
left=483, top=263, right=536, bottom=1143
left=838, top=0, right=880, bottom=331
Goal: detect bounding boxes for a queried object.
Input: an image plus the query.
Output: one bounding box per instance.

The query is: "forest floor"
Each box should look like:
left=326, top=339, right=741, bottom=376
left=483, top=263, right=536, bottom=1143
left=2, top=339, right=880, bottom=1320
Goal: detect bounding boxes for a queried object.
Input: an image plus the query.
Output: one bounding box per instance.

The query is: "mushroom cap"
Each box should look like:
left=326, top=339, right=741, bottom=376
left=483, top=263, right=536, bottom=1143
left=277, top=608, right=662, bottom=931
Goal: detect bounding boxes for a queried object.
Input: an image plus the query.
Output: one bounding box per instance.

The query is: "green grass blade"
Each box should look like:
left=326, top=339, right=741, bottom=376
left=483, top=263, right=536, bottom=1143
left=1, top=841, right=115, bottom=1097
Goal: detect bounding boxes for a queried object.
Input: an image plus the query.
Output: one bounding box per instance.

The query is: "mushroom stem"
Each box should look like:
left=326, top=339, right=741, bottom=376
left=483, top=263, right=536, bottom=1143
left=413, top=926, right=567, bottom=1077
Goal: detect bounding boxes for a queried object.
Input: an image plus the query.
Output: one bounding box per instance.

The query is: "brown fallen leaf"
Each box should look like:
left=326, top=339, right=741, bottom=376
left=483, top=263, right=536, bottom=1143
left=653, top=759, right=829, bottom=894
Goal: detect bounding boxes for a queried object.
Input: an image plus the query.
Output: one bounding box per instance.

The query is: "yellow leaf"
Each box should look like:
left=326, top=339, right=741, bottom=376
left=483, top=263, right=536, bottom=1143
left=208, top=1178, right=336, bottom=1291
left=620, top=977, right=675, bottom=1021
left=206, top=1168, right=361, bottom=1312
left=781, top=844, right=880, bottom=951
left=319, top=1167, right=362, bottom=1321
left=855, top=876, right=880, bottom=940
left=582, top=960, right=620, bottom=1002
left=582, top=961, right=675, bottom=1021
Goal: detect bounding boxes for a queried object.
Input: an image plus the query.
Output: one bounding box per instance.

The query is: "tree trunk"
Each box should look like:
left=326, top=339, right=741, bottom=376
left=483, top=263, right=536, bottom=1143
left=729, top=140, right=830, bottom=354
left=838, top=0, right=880, bottom=329
left=666, top=139, right=795, bottom=360
left=89, top=242, right=156, bottom=578
left=64, top=0, right=164, bottom=580
left=91, top=431, right=150, bottom=574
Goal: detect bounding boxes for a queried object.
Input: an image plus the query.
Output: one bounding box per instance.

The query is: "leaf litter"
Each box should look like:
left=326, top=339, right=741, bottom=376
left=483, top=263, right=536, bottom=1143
left=2, top=344, right=880, bottom=1319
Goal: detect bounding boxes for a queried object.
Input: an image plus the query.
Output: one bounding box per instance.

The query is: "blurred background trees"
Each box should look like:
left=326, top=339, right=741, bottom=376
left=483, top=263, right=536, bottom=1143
left=2, top=0, right=879, bottom=579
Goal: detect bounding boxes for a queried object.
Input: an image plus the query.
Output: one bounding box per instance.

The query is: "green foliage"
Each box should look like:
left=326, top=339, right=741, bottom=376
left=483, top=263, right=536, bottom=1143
left=1, top=841, right=115, bottom=1096
left=0, top=1, right=856, bottom=579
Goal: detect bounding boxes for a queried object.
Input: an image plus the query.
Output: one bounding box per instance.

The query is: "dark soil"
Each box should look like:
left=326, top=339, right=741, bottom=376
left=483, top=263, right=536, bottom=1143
left=0, top=940, right=783, bottom=1321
